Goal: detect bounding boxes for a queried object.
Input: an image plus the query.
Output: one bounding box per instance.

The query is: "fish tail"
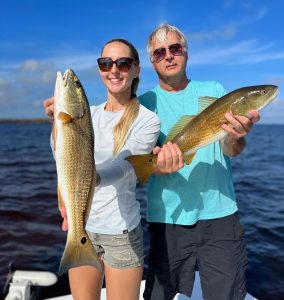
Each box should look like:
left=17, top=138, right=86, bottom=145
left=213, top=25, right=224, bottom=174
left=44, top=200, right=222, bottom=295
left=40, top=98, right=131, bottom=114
left=58, top=234, right=101, bottom=276
left=125, top=154, right=157, bottom=184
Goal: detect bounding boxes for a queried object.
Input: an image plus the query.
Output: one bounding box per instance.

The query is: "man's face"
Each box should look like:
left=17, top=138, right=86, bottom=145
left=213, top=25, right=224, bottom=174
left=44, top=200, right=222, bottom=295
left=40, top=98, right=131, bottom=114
left=150, top=32, right=188, bottom=79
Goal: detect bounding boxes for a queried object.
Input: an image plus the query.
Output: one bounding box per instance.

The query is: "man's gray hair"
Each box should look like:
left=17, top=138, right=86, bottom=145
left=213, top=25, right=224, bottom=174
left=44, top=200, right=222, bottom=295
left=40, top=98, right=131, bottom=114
left=147, top=24, right=188, bottom=60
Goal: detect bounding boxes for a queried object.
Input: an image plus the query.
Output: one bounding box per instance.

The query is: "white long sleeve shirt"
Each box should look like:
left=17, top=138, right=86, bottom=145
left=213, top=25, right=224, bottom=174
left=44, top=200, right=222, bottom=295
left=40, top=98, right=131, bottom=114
left=85, top=102, right=160, bottom=234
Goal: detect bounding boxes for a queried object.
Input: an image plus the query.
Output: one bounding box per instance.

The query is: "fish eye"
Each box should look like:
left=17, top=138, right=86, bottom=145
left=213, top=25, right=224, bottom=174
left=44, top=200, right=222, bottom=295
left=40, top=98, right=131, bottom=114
left=75, top=80, right=81, bottom=88
left=261, top=89, right=267, bottom=95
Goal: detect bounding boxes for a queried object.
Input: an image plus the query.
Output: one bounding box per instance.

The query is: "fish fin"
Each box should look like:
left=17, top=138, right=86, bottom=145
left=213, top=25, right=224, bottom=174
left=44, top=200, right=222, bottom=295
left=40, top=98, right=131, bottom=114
left=183, top=153, right=196, bottom=165
left=57, top=186, right=65, bottom=211
left=58, top=234, right=102, bottom=276
left=57, top=112, right=73, bottom=123
left=198, top=96, right=218, bottom=113
left=125, top=154, right=157, bottom=184
left=165, top=115, right=195, bottom=143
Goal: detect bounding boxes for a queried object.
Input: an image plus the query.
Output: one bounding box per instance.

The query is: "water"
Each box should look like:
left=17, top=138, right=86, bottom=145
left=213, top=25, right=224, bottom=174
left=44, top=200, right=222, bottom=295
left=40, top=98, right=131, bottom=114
left=0, top=123, right=283, bottom=300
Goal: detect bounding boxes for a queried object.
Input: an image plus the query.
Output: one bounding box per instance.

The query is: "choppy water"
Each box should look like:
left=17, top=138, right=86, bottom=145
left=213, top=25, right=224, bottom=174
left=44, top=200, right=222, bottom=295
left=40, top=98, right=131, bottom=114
left=0, top=123, right=283, bottom=300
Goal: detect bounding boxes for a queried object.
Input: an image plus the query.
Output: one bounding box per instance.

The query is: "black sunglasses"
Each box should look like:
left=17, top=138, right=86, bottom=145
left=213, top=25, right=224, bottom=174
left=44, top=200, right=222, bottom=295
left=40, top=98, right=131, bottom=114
left=97, top=57, right=134, bottom=72
left=152, top=43, right=184, bottom=63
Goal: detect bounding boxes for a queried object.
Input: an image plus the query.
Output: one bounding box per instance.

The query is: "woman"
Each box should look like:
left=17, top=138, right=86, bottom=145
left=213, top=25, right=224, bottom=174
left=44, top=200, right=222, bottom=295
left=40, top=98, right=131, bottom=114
left=44, top=39, right=160, bottom=300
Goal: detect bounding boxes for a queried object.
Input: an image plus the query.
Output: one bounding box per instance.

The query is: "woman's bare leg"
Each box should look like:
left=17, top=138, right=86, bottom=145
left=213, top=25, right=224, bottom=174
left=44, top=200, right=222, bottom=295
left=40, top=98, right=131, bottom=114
left=104, top=264, right=143, bottom=300
left=68, top=265, right=104, bottom=300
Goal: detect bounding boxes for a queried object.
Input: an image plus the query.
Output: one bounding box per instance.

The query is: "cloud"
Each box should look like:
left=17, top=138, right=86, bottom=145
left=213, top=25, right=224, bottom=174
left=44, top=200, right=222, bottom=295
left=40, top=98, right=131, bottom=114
left=48, top=53, right=99, bottom=71
left=14, top=60, right=56, bottom=85
left=0, top=78, right=15, bottom=103
left=0, top=54, right=105, bottom=118
left=0, top=58, right=61, bottom=116
left=0, top=20, right=282, bottom=121
left=190, top=40, right=284, bottom=66
left=188, top=6, right=267, bottom=44
left=189, top=26, right=237, bottom=43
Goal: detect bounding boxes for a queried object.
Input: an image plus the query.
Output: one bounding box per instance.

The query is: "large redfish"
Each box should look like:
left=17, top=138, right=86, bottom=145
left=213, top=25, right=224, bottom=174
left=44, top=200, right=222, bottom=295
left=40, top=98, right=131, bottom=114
left=53, top=69, right=100, bottom=275
left=126, top=85, right=278, bottom=184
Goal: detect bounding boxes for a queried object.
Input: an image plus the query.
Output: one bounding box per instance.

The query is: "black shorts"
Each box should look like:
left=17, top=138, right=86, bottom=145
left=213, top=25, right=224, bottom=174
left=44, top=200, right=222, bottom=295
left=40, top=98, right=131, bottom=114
left=143, top=213, right=248, bottom=300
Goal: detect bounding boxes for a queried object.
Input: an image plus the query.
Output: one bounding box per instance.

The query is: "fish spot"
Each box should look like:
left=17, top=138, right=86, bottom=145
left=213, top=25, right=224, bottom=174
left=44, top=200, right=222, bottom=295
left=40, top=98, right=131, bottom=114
left=81, top=237, right=87, bottom=245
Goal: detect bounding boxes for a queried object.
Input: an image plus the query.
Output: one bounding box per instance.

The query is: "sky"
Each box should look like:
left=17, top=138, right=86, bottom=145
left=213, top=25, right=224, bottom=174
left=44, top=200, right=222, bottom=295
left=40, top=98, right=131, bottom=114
left=0, top=0, right=283, bottom=123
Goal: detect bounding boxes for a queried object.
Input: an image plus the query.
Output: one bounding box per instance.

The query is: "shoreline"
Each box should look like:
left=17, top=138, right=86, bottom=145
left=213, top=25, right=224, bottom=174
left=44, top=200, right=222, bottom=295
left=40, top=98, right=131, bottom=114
left=0, top=118, right=51, bottom=124
left=0, top=119, right=282, bottom=125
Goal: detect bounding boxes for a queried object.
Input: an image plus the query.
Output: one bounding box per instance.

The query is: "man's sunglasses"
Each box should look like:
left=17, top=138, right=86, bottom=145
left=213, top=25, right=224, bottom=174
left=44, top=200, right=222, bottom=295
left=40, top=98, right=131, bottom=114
left=152, top=43, right=184, bottom=63
left=97, top=57, right=134, bottom=72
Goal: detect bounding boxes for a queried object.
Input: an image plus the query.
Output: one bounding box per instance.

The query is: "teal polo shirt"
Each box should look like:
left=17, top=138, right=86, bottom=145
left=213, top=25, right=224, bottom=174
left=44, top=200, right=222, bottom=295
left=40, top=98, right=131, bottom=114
left=139, top=80, right=238, bottom=225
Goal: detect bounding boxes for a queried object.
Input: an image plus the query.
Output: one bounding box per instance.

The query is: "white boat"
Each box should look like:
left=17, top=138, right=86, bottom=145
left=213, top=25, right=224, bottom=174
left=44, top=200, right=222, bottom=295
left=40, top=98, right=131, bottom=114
left=4, top=269, right=258, bottom=300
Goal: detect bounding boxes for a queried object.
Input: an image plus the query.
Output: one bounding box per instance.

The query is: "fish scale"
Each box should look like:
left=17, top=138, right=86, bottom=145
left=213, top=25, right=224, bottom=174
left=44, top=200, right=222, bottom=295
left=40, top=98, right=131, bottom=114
left=54, top=69, right=101, bottom=275
left=174, top=97, right=231, bottom=153
left=126, top=84, right=278, bottom=184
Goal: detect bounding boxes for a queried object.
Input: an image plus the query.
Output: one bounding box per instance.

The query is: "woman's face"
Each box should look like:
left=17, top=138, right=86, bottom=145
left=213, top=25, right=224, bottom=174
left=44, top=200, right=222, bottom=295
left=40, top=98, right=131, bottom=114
left=99, top=41, right=140, bottom=97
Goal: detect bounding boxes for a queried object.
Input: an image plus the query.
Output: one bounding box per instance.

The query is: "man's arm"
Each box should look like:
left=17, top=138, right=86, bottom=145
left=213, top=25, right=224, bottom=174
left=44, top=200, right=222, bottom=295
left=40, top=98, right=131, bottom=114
left=152, top=110, right=261, bottom=174
left=221, top=110, right=260, bottom=157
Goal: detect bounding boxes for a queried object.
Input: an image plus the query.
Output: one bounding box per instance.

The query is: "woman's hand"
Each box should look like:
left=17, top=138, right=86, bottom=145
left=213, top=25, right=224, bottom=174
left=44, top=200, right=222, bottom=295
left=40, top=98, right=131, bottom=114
left=43, top=97, right=55, bottom=118
left=60, top=207, right=68, bottom=231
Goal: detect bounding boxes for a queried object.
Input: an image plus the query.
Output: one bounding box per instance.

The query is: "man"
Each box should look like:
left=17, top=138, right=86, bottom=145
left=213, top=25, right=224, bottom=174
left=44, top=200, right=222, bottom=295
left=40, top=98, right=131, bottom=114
left=139, top=24, right=260, bottom=300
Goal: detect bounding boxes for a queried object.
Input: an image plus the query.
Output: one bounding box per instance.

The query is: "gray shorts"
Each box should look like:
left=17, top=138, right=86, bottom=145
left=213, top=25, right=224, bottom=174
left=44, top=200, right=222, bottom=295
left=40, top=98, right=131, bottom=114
left=87, top=223, right=144, bottom=269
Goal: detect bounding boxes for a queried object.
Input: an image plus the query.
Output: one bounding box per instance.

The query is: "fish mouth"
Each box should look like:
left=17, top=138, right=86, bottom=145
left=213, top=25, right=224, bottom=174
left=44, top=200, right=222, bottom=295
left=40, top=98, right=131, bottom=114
left=272, top=86, right=279, bottom=98
left=63, top=69, right=74, bottom=86
left=267, top=86, right=279, bottom=104
left=55, top=69, right=85, bottom=120
left=258, top=85, right=279, bottom=111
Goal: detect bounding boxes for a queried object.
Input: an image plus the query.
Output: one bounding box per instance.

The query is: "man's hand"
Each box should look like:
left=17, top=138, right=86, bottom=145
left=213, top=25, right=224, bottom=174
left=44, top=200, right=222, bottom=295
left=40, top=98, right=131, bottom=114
left=43, top=97, right=55, bottom=118
left=222, top=110, right=260, bottom=139
left=153, top=142, right=184, bottom=174
left=221, top=110, right=260, bottom=156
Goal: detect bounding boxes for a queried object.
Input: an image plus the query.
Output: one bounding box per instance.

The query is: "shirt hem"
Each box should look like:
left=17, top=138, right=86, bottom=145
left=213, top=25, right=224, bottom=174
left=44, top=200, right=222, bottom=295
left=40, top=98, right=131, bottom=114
left=85, top=218, right=141, bottom=235
left=147, top=208, right=238, bottom=226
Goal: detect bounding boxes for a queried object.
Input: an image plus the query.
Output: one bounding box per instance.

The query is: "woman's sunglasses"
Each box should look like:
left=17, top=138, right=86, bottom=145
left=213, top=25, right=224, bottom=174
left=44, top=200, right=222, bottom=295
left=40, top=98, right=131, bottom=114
left=97, top=57, right=134, bottom=72
left=152, top=43, right=184, bottom=63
